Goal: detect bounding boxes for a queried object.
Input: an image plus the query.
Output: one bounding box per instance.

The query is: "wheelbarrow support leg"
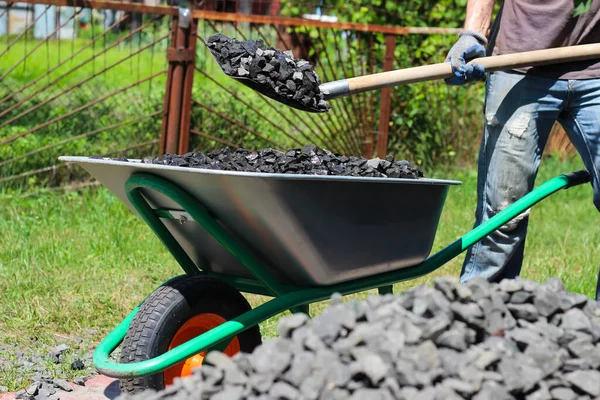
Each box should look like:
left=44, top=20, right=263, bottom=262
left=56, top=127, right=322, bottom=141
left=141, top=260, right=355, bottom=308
left=378, top=286, right=393, bottom=295
left=291, top=305, right=310, bottom=316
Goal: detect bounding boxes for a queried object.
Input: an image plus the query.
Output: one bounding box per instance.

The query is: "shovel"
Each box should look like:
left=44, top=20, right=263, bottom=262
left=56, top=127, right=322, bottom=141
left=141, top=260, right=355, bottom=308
left=208, top=40, right=600, bottom=113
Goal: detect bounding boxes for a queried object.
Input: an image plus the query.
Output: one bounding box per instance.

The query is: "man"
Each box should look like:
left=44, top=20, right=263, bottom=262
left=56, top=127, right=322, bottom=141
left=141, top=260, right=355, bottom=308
left=444, top=0, right=600, bottom=284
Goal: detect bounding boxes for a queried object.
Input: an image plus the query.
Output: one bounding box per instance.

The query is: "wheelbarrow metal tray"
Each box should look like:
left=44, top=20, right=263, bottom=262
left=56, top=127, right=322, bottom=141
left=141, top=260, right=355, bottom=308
left=60, top=156, right=461, bottom=287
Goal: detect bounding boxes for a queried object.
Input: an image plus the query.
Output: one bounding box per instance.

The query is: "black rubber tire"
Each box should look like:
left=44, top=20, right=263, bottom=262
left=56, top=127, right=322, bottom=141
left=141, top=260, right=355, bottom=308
left=118, top=275, right=262, bottom=394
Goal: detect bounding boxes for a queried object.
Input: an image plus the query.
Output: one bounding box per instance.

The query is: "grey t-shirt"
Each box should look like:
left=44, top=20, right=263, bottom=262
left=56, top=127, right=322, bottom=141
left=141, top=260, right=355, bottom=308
left=488, top=0, right=600, bottom=79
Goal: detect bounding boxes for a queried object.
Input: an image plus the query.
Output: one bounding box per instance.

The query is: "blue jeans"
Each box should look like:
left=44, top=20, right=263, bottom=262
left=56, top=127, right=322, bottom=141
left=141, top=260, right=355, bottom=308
left=460, top=70, right=600, bottom=284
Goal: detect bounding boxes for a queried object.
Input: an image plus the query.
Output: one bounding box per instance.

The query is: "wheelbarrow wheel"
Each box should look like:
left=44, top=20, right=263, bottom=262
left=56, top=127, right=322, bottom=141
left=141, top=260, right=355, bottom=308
left=118, top=275, right=262, bottom=394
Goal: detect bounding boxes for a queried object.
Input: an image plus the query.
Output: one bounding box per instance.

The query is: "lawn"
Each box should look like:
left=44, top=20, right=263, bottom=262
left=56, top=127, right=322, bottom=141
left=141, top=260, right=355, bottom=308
left=1, top=33, right=169, bottom=90
left=0, top=154, right=598, bottom=390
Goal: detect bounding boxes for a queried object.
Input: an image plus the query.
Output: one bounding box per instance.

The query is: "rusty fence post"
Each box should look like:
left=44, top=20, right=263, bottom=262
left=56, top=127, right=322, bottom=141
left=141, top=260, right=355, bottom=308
left=177, top=15, right=197, bottom=155
left=159, top=15, right=178, bottom=155
left=159, top=7, right=196, bottom=155
left=375, top=34, right=395, bottom=158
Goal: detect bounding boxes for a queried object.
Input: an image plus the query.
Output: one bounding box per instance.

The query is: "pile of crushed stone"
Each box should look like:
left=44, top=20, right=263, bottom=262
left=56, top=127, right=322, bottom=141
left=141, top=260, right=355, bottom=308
left=3, top=336, right=104, bottom=400
left=116, top=276, right=600, bottom=400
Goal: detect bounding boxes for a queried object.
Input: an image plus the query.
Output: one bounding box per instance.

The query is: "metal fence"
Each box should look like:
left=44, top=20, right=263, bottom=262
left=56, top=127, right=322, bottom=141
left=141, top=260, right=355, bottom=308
left=0, top=0, right=172, bottom=188
left=0, top=0, right=574, bottom=191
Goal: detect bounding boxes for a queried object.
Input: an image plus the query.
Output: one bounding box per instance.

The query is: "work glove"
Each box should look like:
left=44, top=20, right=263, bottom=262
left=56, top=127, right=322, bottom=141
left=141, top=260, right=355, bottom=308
left=444, top=30, right=488, bottom=85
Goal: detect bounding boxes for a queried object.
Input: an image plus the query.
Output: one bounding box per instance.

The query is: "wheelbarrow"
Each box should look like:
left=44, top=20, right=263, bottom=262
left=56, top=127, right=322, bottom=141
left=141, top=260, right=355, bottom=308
left=58, top=155, right=592, bottom=393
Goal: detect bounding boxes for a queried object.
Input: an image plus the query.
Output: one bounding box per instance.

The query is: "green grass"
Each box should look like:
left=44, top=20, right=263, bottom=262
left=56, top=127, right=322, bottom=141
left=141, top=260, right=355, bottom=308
left=1, top=35, right=169, bottom=90
left=0, top=155, right=598, bottom=390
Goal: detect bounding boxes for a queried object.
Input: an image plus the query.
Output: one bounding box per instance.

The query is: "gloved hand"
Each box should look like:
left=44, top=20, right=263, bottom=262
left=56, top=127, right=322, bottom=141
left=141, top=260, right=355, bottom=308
left=444, top=30, right=488, bottom=85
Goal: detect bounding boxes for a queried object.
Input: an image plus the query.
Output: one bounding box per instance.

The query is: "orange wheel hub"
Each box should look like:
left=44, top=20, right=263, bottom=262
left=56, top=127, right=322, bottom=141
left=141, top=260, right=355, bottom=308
left=163, top=313, right=241, bottom=386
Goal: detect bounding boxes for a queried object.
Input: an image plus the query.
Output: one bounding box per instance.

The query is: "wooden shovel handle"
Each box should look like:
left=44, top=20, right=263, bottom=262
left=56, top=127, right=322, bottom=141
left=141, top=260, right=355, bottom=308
left=345, top=43, right=600, bottom=94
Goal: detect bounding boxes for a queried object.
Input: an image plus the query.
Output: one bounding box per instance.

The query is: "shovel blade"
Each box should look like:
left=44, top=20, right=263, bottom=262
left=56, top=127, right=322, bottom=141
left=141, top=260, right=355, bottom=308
left=233, top=74, right=327, bottom=114
left=203, top=36, right=330, bottom=114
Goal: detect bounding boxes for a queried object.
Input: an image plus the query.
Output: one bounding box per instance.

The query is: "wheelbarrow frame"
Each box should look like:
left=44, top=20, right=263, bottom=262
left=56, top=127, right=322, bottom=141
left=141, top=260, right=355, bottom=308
left=93, top=169, right=591, bottom=379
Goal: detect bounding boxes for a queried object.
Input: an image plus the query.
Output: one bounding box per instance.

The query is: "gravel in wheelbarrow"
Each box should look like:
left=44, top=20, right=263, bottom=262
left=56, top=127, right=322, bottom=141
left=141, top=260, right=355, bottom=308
left=95, top=145, right=426, bottom=179
left=115, top=276, right=600, bottom=400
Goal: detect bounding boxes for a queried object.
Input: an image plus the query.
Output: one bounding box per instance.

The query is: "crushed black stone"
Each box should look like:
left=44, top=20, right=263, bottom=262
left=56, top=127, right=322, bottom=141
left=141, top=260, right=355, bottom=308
left=204, top=33, right=331, bottom=112
left=70, top=359, right=85, bottom=370
left=102, top=145, right=426, bottom=179
left=115, top=276, right=600, bottom=400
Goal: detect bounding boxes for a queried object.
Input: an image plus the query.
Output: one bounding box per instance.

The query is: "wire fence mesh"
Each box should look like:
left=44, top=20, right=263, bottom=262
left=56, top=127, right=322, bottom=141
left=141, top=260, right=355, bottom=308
left=0, top=1, right=169, bottom=188
left=0, top=0, right=574, bottom=192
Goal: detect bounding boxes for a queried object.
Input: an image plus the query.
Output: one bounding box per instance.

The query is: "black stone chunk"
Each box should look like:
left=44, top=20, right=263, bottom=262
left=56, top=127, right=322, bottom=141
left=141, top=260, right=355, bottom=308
left=70, top=359, right=85, bottom=370
left=204, top=32, right=331, bottom=112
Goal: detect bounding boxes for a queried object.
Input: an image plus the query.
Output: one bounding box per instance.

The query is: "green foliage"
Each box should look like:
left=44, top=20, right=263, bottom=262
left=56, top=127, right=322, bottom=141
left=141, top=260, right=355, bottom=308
left=387, top=78, right=485, bottom=167
left=573, top=0, right=593, bottom=16
left=280, top=0, right=465, bottom=28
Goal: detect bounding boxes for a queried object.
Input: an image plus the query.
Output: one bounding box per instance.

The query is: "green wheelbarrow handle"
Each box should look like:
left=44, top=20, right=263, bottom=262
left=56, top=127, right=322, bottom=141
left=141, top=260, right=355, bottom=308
left=93, top=170, right=591, bottom=379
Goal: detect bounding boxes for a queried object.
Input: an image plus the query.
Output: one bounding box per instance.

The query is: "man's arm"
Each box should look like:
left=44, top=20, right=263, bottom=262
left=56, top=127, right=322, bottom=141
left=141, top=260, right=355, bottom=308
left=464, top=0, right=497, bottom=37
